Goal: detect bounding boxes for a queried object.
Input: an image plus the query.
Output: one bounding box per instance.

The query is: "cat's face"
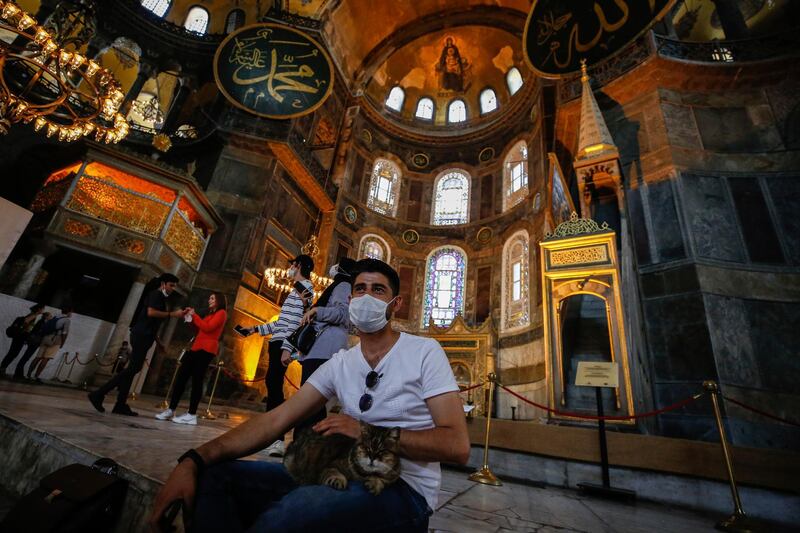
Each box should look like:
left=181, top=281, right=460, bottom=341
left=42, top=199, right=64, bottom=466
left=351, top=425, right=400, bottom=477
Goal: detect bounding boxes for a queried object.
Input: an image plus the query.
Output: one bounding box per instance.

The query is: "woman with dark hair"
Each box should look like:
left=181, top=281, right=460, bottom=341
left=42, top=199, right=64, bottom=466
left=155, top=292, right=228, bottom=426
left=1, top=303, right=45, bottom=377
left=290, top=257, right=358, bottom=432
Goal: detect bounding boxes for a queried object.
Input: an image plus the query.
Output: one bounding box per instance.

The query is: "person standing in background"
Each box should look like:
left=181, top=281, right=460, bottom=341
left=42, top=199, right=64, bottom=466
left=1, top=303, right=44, bottom=377
left=26, top=305, right=73, bottom=382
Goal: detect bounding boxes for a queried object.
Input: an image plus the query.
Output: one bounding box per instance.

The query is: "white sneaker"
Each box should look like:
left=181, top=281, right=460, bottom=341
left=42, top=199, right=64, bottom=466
left=155, top=409, right=174, bottom=421
left=265, top=440, right=285, bottom=457
left=172, top=413, right=197, bottom=426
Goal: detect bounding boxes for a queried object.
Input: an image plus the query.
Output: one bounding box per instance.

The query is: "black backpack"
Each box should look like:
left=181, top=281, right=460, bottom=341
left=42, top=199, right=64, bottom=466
left=0, top=459, right=129, bottom=533
left=5, top=316, right=25, bottom=338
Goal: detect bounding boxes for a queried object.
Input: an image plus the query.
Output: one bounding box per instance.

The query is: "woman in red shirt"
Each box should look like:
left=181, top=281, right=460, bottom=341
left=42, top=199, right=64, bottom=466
left=155, top=292, right=227, bottom=425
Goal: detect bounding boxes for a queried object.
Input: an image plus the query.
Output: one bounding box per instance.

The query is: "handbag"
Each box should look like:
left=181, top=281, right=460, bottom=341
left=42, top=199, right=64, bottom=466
left=287, top=322, right=320, bottom=355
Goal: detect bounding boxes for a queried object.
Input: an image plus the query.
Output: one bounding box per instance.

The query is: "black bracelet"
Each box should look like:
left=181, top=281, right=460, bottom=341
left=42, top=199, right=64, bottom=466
left=177, top=449, right=205, bottom=475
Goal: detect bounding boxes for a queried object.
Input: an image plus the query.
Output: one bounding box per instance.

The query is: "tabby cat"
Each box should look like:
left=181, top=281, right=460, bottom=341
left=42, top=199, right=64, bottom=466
left=284, top=423, right=401, bottom=495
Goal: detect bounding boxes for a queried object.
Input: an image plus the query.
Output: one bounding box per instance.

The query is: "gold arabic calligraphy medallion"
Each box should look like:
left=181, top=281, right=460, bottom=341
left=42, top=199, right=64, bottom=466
left=213, top=23, right=334, bottom=119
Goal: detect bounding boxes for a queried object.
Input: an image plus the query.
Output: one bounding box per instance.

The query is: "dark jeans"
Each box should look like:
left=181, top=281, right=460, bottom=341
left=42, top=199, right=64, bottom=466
left=294, top=358, right=328, bottom=434
left=93, top=332, right=153, bottom=406
left=12, top=341, right=41, bottom=378
left=169, top=349, right=214, bottom=414
left=265, top=340, right=287, bottom=417
left=0, top=337, right=27, bottom=372
left=193, top=460, right=431, bottom=533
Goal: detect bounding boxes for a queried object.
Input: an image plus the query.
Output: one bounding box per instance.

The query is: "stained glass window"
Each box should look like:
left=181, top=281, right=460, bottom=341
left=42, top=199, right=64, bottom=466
left=503, top=140, right=529, bottom=211
left=386, top=86, right=405, bottom=112
left=423, top=247, right=467, bottom=327
left=479, top=88, right=498, bottom=114
left=359, top=235, right=390, bottom=263
left=225, top=9, right=245, bottom=32
left=506, top=67, right=523, bottom=95
left=367, top=159, right=400, bottom=216
left=502, top=231, right=530, bottom=331
left=415, top=97, right=434, bottom=120
left=141, top=0, right=170, bottom=17
left=184, top=6, right=209, bottom=34
left=448, top=100, right=466, bottom=123
left=432, top=170, right=470, bottom=225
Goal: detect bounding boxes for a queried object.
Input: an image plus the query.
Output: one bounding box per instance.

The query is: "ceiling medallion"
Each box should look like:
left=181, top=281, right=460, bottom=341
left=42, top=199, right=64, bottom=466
left=479, top=147, right=495, bottom=163
left=411, top=153, right=429, bottom=169
left=476, top=227, right=493, bottom=245
left=344, top=205, right=357, bottom=224
left=402, top=229, right=420, bottom=246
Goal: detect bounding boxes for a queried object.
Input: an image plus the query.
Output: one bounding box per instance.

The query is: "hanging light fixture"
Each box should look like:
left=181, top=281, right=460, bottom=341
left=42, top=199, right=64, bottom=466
left=0, top=1, right=130, bottom=142
left=264, top=266, right=333, bottom=295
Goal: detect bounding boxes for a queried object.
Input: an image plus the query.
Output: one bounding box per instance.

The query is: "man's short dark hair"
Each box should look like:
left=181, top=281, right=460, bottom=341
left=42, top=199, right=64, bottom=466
left=354, top=259, right=400, bottom=296
left=61, top=305, right=73, bottom=314
left=159, top=273, right=179, bottom=284
left=292, top=255, right=314, bottom=278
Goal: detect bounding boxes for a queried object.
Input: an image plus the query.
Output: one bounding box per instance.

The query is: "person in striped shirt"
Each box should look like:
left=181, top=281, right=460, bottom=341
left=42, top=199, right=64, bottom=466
left=242, top=254, right=314, bottom=457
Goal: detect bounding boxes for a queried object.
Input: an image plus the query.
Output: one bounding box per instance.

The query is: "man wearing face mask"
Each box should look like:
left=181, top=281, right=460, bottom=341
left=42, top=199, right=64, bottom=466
left=89, top=273, right=187, bottom=416
left=150, top=259, right=469, bottom=532
left=240, top=254, right=315, bottom=457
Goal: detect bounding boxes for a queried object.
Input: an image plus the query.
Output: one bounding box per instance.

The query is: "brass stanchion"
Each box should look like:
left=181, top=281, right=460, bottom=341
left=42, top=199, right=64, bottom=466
left=703, top=380, right=760, bottom=533
left=156, top=356, right=183, bottom=409
left=468, top=373, right=502, bottom=486
left=201, top=361, right=224, bottom=420
left=52, top=352, right=67, bottom=381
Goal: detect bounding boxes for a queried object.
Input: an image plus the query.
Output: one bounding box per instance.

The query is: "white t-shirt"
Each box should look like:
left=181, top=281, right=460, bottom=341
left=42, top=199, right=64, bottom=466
left=306, top=332, right=459, bottom=509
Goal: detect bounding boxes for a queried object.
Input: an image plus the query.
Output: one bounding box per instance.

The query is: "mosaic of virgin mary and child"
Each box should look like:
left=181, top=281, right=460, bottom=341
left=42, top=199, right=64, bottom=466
left=436, top=37, right=471, bottom=93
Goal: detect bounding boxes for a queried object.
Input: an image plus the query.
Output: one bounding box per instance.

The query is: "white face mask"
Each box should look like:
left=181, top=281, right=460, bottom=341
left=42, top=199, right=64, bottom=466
left=349, top=294, right=395, bottom=333
left=286, top=267, right=297, bottom=278
left=329, top=264, right=339, bottom=278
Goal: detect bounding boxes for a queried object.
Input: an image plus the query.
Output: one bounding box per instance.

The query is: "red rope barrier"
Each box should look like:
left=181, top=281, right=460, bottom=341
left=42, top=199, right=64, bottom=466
left=498, top=383, right=704, bottom=421
left=721, top=394, right=800, bottom=428
left=459, top=382, right=485, bottom=394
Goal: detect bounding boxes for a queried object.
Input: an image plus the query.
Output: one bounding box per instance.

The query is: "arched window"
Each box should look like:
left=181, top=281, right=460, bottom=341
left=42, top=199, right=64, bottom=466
left=503, top=140, right=529, bottom=210
left=385, top=86, right=405, bottom=112
left=506, top=67, right=523, bottom=95
left=479, top=88, right=498, bottom=114
left=448, top=99, right=466, bottom=123
left=423, top=247, right=467, bottom=327
left=415, top=97, right=434, bottom=120
left=501, top=231, right=530, bottom=331
left=432, top=170, right=470, bottom=225
left=184, top=6, right=209, bottom=34
left=225, top=9, right=245, bottom=32
left=141, top=0, right=170, bottom=17
left=358, top=234, right=391, bottom=263
left=366, top=159, right=401, bottom=216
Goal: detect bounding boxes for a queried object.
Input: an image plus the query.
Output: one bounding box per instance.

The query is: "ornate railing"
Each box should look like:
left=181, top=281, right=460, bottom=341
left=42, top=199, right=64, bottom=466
left=262, top=7, right=322, bottom=31
left=164, top=209, right=205, bottom=268
left=654, top=31, right=800, bottom=64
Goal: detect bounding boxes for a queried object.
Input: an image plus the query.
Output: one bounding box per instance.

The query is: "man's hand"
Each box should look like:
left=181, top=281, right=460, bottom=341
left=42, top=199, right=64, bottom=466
left=312, top=413, right=360, bottom=439
left=169, top=308, right=186, bottom=318
left=280, top=350, right=292, bottom=366
left=301, top=308, right=317, bottom=325
left=148, top=460, right=198, bottom=532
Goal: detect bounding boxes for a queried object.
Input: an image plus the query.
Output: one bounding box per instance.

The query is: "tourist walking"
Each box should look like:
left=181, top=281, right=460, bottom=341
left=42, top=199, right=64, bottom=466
left=155, top=292, right=227, bottom=426
left=1, top=303, right=44, bottom=377
left=88, top=273, right=187, bottom=416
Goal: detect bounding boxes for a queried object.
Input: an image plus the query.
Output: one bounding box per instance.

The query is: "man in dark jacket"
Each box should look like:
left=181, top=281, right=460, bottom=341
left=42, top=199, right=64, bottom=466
left=88, top=273, right=187, bottom=416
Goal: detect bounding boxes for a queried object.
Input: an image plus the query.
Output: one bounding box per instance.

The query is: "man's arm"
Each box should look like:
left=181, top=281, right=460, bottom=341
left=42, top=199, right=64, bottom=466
left=147, top=307, right=185, bottom=319
left=314, top=391, right=470, bottom=465
left=149, top=384, right=327, bottom=529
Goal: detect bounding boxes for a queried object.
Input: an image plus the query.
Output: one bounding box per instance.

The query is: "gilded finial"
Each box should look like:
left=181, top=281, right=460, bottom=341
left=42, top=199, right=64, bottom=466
left=580, top=59, right=589, bottom=83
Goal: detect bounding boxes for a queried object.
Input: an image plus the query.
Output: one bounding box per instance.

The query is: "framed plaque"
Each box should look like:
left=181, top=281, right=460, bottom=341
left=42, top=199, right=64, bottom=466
left=214, top=23, right=334, bottom=119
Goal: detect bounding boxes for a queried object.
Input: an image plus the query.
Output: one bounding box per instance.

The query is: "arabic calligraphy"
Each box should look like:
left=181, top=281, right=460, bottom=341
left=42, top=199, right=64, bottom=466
left=524, top=0, right=676, bottom=77
left=214, top=24, right=334, bottom=119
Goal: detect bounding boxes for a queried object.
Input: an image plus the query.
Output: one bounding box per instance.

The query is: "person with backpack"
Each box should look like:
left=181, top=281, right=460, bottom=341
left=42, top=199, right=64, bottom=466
left=26, top=306, right=73, bottom=382
left=155, top=292, right=227, bottom=426
left=1, top=303, right=44, bottom=377
left=9, top=311, right=52, bottom=381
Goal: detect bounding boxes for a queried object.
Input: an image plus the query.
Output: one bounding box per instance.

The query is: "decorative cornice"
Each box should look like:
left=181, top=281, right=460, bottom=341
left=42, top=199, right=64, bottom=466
left=545, top=212, right=610, bottom=240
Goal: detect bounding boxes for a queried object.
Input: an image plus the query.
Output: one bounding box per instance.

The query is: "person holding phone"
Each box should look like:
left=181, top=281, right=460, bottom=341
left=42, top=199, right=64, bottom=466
left=155, top=292, right=228, bottom=426
left=235, top=254, right=314, bottom=457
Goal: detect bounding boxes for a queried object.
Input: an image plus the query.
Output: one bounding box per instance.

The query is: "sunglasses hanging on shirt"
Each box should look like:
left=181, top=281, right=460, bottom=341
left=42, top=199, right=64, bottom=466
left=359, top=370, right=383, bottom=412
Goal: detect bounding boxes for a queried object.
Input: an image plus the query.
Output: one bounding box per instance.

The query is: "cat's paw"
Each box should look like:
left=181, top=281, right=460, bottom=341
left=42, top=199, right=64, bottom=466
left=321, top=470, right=348, bottom=490
left=364, top=477, right=385, bottom=495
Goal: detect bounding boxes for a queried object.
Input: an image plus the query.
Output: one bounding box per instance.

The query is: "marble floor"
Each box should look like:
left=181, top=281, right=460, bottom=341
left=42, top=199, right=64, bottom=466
left=0, top=380, right=736, bottom=532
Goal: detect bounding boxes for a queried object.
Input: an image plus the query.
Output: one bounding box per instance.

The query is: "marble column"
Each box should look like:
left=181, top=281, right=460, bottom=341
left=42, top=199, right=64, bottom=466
left=103, top=277, right=147, bottom=364
left=12, top=254, right=46, bottom=299
left=711, top=0, right=749, bottom=40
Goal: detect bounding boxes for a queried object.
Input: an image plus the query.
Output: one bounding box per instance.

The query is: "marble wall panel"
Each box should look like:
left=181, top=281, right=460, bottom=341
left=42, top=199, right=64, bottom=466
left=703, top=294, right=760, bottom=388
left=745, top=299, right=800, bottom=394
left=694, top=107, right=782, bottom=153
left=646, top=180, right=686, bottom=262
left=660, top=101, right=700, bottom=149
left=679, top=174, right=744, bottom=262
left=766, top=176, right=800, bottom=264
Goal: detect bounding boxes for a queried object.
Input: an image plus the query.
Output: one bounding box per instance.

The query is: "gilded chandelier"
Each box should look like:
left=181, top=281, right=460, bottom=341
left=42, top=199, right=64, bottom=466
left=0, top=1, right=129, bottom=142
